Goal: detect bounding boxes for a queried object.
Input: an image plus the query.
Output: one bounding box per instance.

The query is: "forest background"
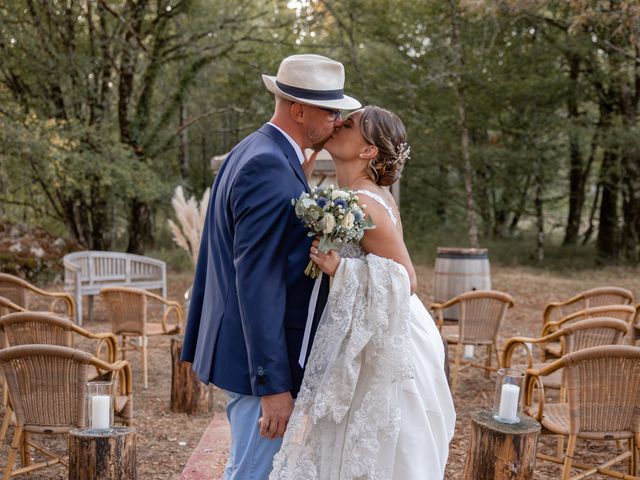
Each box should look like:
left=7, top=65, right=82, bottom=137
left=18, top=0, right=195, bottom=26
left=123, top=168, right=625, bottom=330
left=1, top=0, right=639, bottom=277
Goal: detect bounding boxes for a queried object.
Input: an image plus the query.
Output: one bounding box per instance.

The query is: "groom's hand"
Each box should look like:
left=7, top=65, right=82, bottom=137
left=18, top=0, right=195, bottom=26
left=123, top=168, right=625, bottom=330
left=259, top=391, right=293, bottom=439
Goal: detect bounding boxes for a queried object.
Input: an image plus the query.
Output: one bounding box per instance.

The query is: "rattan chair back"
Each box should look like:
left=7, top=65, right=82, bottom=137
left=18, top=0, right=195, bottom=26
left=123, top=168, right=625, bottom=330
left=0, top=312, right=74, bottom=348
left=544, top=287, right=634, bottom=325
left=544, top=304, right=636, bottom=335
left=0, top=275, right=26, bottom=309
left=457, top=290, right=515, bottom=343
left=503, top=318, right=628, bottom=369
left=563, top=346, right=640, bottom=435
left=0, top=345, right=90, bottom=433
left=100, top=288, right=148, bottom=336
left=0, top=296, right=26, bottom=317
left=0, top=273, right=74, bottom=320
left=561, top=318, right=629, bottom=354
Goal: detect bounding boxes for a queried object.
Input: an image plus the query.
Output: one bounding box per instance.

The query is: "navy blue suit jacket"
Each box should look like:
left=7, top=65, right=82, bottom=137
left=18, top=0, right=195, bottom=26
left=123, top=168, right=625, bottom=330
left=181, top=123, right=328, bottom=397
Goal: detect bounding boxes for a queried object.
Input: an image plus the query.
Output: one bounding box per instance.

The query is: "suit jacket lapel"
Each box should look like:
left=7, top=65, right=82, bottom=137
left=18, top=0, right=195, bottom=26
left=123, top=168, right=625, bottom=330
left=258, top=123, right=310, bottom=193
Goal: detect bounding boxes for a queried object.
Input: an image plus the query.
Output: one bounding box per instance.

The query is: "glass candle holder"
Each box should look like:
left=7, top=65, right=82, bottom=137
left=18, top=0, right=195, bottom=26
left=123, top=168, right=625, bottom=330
left=463, top=345, right=475, bottom=360
left=493, top=368, right=525, bottom=424
left=86, top=381, right=114, bottom=430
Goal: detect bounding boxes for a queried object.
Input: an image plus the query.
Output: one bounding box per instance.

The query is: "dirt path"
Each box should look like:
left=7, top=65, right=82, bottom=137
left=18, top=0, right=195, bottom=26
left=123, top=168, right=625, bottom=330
left=0, top=264, right=638, bottom=479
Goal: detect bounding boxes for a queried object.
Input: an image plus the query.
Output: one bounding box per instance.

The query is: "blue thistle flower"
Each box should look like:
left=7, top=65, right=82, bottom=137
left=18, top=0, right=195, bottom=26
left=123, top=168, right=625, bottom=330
left=316, top=196, right=328, bottom=208
left=334, top=198, right=347, bottom=210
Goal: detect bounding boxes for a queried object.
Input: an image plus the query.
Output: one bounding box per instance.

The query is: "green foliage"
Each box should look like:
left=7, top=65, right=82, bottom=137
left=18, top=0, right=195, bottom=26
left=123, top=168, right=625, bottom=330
left=1, top=0, right=639, bottom=267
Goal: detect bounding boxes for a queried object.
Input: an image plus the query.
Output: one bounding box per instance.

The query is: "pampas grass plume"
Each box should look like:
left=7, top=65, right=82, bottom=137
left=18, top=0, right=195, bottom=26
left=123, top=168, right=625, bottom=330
left=168, top=186, right=210, bottom=266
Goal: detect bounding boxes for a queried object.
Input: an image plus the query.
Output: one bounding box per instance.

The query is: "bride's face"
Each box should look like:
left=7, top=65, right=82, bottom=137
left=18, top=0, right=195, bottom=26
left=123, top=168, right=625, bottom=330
left=323, top=110, right=370, bottom=161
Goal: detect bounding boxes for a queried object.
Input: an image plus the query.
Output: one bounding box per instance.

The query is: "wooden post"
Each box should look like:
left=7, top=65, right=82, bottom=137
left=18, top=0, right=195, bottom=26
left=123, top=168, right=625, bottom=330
left=171, top=335, right=210, bottom=414
left=463, top=410, right=540, bottom=480
left=69, top=427, right=136, bottom=480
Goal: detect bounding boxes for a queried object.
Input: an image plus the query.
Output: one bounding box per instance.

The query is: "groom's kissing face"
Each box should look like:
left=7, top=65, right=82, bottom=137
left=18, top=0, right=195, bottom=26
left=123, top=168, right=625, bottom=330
left=305, top=105, right=343, bottom=151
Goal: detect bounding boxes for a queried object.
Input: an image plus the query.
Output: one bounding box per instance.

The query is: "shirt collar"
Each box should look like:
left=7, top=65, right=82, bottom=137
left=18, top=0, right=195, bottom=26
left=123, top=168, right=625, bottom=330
left=268, top=122, right=305, bottom=165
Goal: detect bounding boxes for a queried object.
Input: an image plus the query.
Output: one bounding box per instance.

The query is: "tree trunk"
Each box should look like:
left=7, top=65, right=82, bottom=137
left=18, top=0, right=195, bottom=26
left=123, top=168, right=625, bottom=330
left=596, top=146, right=620, bottom=260
left=449, top=0, right=479, bottom=248
left=475, top=166, right=493, bottom=237
left=621, top=158, right=640, bottom=262
left=534, top=155, right=544, bottom=262
left=563, top=55, right=586, bottom=245
left=436, top=164, right=449, bottom=224
left=179, top=102, right=189, bottom=180
left=463, top=410, right=540, bottom=480
left=170, top=335, right=210, bottom=414
left=126, top=200, right=153, bottom=254
left=509, top=173, right=532, bottom=236
left=89, top=183, right=113, bottom=251
left=620, top=51, right=640, bottom=262
left=69, top=427, right=137, bottom=480
left=582, top=182, right=601, bottom=246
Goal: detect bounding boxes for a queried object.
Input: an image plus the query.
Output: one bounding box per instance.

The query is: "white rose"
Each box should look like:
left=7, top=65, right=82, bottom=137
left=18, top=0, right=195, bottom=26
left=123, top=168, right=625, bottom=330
left=331, top=189, right=348, bottom=200
left=322, top=213, right=336, bottom=234
left=341, top=212, right=355, bottom=228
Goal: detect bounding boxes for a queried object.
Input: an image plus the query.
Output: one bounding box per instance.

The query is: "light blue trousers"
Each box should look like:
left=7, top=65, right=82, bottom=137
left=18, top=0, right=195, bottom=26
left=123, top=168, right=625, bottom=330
left=223, top=391, right=283, bottom=480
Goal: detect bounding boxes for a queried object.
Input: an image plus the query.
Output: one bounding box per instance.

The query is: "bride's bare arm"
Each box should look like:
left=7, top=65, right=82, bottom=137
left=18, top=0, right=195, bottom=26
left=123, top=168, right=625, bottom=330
left=359, top=199, right=417, bottom=294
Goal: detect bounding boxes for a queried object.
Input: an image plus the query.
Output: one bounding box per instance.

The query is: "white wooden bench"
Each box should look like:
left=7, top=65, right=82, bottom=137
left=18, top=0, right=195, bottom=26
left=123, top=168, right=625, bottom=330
left=63, top=251, right=167, bottom=325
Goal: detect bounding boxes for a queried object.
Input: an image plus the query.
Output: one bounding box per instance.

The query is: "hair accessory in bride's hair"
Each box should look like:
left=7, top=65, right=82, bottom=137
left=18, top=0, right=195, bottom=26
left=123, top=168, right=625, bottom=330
left=396, top=142, right=411, bottom=163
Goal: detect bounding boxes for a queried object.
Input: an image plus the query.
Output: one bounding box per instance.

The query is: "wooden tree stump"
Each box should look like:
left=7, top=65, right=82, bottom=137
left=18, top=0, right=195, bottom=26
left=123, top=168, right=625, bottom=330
left=463, top=410, right=541, bottom=480
left=171, top=335, right=210, bottom=414
left=69, top=427, right=136, bottom=480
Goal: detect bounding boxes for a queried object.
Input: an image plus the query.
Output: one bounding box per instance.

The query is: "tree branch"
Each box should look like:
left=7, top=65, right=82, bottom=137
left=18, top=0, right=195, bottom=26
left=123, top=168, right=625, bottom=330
left=0, top=198, right=63, bottom=221
left=97, top=0, right=149, bottom=53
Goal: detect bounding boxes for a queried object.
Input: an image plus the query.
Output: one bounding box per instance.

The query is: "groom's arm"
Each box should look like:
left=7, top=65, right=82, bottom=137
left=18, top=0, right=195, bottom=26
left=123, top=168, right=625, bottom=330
left=231, top=153, right=294, bottom=397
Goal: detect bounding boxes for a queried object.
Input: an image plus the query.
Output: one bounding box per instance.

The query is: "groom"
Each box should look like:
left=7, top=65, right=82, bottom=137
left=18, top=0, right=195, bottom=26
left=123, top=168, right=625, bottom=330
left=181, top=54, right=360, bottom=479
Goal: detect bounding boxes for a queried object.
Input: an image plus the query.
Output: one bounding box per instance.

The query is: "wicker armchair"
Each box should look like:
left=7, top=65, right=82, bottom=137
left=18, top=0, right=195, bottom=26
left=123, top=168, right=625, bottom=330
left=540, top=305, right=636, bottom=361
left=503, top=318, right=629, bottom=391
left=100, top=286, right=184, bottom=388
left=542, top=286, right=634, bottom=327
left=0, top=273, right=74, bottom=321
left=0, top=297, right=25, bottom=317
left=0, top=297, right=26, bottom=407
left=431, top=290, right=515, bottom=393
left=0, top=344, right=133, bottom=478
left=0, top=312, right=120, bottom=445
left=0, top=311, right=118, bottom=364
left=633, top=304, right=640, bottom=344
left=524, top=345, right=640, bottom=480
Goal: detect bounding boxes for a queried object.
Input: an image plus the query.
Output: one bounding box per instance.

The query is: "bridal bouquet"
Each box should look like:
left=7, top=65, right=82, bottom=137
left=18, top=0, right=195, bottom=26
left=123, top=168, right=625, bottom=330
left=292, top=185, right=374, bottom=278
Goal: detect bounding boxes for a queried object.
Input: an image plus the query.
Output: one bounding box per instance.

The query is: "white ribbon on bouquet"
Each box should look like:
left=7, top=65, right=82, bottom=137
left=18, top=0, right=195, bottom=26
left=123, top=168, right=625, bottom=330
left=298, top=273, right=324, bottom=368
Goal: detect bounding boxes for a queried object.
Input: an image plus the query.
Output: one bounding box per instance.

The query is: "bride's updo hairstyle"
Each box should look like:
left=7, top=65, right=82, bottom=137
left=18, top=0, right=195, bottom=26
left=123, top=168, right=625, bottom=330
left=359, top=106, right=410, bottom=187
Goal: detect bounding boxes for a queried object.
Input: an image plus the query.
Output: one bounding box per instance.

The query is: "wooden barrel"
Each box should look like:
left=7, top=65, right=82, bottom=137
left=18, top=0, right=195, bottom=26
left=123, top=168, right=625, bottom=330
left=434, top=247, right=491, bottom=321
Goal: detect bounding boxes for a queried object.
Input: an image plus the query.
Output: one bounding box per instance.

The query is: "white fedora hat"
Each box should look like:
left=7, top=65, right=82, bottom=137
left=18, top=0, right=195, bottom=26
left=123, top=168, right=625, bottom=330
left=262, top=54, right=361, bottom=110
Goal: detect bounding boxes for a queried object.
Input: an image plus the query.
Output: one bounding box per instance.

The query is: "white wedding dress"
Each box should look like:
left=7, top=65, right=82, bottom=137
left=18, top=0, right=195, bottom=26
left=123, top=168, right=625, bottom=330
left=270, top=190, right=455, bottom=480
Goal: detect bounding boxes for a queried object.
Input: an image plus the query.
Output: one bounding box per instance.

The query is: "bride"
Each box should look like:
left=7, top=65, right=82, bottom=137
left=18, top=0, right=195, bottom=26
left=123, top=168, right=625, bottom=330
left=270, top=106, right=456, bottom=480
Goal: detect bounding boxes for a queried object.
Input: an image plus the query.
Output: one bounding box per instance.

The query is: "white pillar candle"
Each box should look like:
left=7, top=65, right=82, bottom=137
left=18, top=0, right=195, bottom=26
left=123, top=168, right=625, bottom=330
left=498, top=383, right=520, bottom=422
left=464, top=345, right=475, bottom=359
left=92, top=395, right=111, bottom=429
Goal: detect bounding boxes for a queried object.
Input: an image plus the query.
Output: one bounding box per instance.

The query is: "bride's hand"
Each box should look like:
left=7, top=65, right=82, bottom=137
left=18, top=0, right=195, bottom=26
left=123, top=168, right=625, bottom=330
left=310, top=238, right=341, bottom=276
